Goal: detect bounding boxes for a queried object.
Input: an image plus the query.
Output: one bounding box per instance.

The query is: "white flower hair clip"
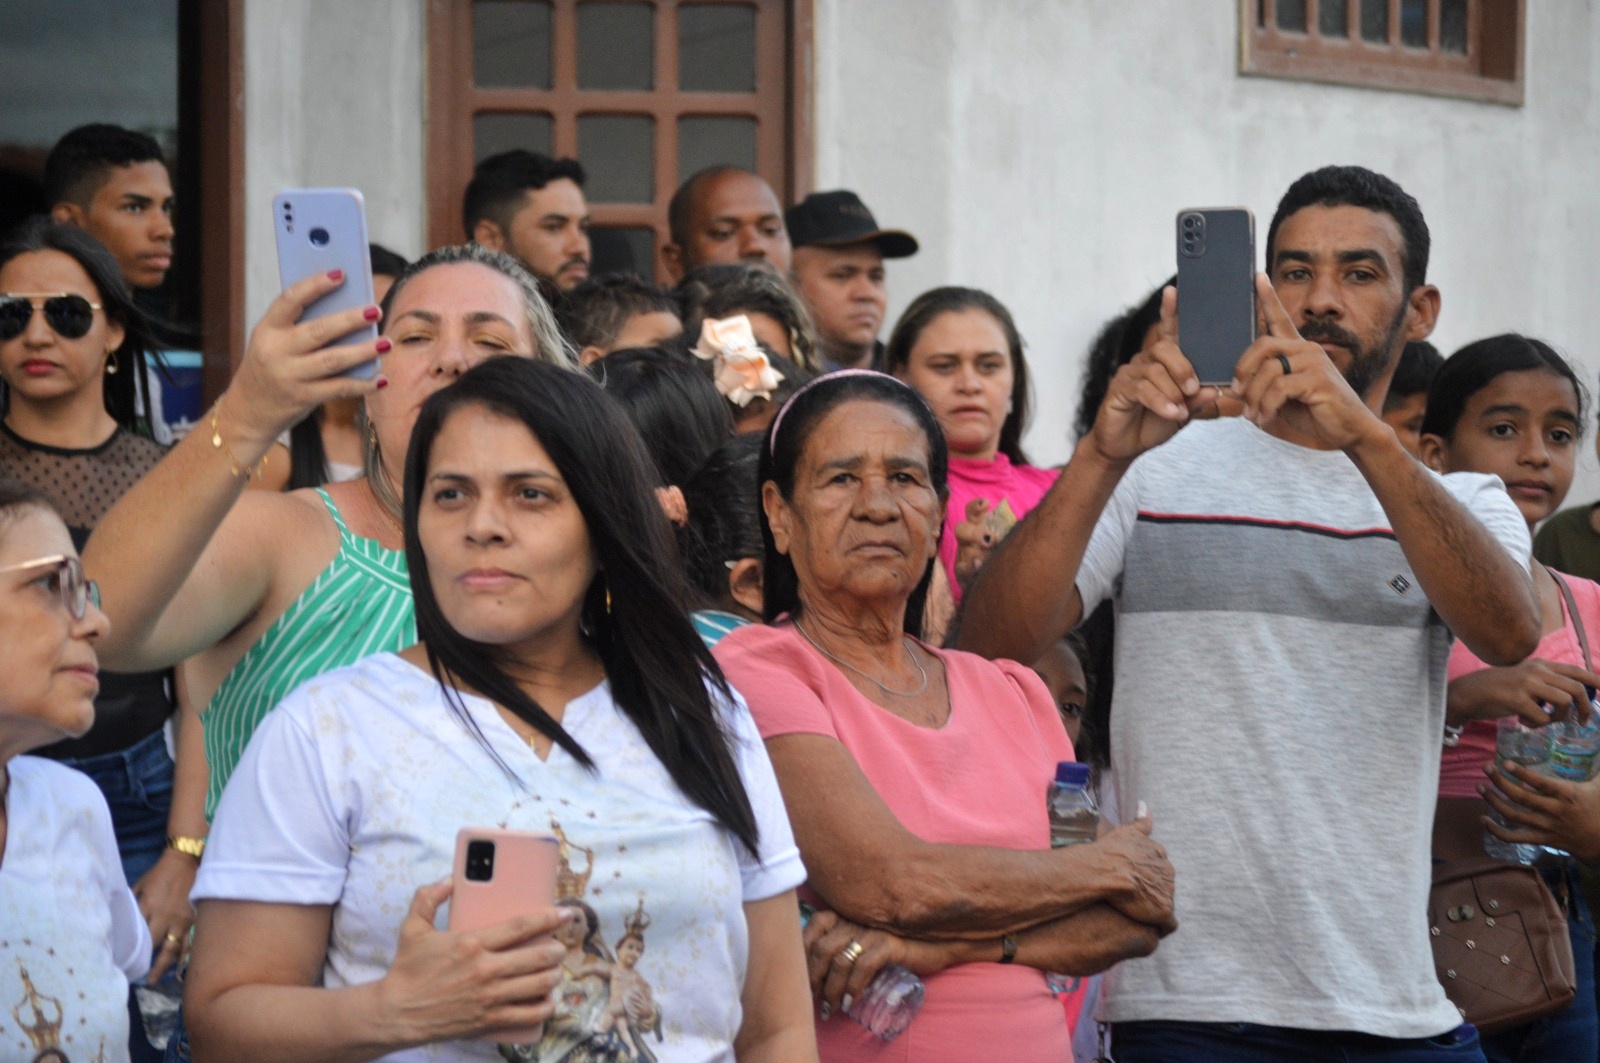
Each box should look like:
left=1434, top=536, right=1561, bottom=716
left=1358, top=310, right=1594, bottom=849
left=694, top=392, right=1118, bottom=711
left=692, top=315, right=784, bottom=407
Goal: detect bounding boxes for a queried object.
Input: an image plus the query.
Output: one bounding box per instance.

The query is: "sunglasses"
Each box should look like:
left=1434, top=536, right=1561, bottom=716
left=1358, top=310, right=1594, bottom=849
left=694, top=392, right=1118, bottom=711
left=0, top=555, right=102, bottom=619
left=0, top=293, right=104, bottom=341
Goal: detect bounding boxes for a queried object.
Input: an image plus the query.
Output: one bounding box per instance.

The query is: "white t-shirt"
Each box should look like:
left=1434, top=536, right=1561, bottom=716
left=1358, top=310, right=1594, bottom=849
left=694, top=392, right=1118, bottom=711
left=1076, top=418, right=1530, bottom=1038
left=0, top=756, right=151, bottom=1062
left=196, top=652, right=805, bottom=1062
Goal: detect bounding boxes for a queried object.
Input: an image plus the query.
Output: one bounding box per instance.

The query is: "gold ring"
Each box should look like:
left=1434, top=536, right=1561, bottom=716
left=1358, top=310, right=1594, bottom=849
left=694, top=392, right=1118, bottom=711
left=1276, top=353, right=1292, bottom=375
left=165, top=932, right=183, bottom=945
left=840, top=940, right=864, bottom=965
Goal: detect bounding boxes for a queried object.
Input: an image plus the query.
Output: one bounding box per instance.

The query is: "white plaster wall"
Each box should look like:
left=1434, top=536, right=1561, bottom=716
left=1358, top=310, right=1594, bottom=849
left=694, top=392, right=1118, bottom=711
left=243, top=0, right=427, bottom=326
left=814, top=1, right=1600, bottom=501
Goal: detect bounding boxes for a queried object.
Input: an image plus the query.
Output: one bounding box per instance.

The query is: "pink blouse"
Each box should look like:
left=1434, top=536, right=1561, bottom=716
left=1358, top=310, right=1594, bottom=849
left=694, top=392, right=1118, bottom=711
left=1439, top=570, right=1600, bottom=798
left=939, top=453, right=1058, bottom=604
left=715, top=621, right=1077, bottom=1062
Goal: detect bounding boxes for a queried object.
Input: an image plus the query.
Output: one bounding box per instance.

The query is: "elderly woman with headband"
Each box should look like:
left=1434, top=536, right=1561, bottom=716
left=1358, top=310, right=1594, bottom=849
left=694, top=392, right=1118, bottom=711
left=84, top=243, right=576, bottom=828
left=714, top=370, right=1176, bottom=1061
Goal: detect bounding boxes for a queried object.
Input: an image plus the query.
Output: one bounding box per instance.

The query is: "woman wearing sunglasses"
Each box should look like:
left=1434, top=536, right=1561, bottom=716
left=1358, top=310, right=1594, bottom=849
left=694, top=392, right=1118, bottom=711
left=0, top=477, right=153, bottom=1058
left=0, top=218, right=205, bottom=1060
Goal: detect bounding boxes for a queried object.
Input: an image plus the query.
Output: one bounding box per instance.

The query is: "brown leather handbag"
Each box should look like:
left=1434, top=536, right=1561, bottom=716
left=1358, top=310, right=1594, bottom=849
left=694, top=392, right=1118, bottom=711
left=1426, top=841, right=1575, bottom=1035
left=1426, top=568, right=1590, bottom=1035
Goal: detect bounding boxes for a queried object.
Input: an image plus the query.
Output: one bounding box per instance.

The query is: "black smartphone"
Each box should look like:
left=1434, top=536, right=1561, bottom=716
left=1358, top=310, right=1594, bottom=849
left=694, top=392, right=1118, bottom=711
left=1176, top=207, right=1257, bottom=386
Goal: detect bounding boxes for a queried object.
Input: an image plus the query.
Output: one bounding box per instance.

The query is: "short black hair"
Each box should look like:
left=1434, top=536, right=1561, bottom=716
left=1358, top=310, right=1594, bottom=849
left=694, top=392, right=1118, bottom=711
left=462, top=150, right=586, bottom=241
left=559, top=272, right=680, bottom=351
left=1383, top=340, right=1443, bottom=410
left=667, top=165, right=749, bottom=247
left=368, top=242, right=410, bottom=280
left=682, top=433, right=764, bottom=608
left=1267, top=165, right=1430, bottom=295
left=44, top=124, right=166, bottom=208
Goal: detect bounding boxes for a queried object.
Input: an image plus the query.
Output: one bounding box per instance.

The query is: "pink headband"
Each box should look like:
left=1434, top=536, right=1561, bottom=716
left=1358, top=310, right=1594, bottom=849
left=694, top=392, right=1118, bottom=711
left=767, top=368, right=913, bottom=456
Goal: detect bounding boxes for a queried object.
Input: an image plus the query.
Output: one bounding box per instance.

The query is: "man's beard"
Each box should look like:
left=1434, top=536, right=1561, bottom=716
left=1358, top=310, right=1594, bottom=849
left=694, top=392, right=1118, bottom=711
left=1298, top=301, right=1409, bottom=400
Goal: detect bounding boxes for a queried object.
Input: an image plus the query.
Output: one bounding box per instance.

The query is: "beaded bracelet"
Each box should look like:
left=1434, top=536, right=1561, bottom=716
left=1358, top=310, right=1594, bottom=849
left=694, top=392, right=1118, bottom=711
left=210, top=403, right=270, bottom=480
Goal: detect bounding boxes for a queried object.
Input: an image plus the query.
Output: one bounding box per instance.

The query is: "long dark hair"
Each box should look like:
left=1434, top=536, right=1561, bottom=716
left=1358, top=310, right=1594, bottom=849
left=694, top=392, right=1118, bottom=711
left=884, top=286, right=1032, bottom=465
left=0, top=217, right=164, bottom=437
left=759, top=371, right=947, bottom=634
left=586, top=348, right=733, bottom=487
left=1421, top=334, right=1588, bottom=442
left=403, top=356, right=759, bottom=854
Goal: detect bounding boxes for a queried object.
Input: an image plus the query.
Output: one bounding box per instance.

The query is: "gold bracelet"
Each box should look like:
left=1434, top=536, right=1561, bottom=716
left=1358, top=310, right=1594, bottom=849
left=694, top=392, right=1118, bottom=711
left=166, top=834, right=207, bottom=860
left=210, top=403, right=270, bottom=480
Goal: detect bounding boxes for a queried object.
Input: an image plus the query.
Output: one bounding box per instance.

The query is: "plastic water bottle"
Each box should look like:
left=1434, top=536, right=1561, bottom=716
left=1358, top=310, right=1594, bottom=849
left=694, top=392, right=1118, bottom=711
left=1045, top=761, right=1099, bottom=993
left=798, top=902, right=925, bottom=1040
left=1548, top=690, right=1600, bottom=782
left=1487, top=716, right=1552, bottom=864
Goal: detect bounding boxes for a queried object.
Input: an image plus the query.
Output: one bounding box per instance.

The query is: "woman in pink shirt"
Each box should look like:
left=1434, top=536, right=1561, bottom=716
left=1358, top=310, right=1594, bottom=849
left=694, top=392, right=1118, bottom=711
left=715, top=370, right=1176, bottom=1062
left=885, top=288, right=1057, bottom=603
left=1421, top=334, right=1600, bottom=1060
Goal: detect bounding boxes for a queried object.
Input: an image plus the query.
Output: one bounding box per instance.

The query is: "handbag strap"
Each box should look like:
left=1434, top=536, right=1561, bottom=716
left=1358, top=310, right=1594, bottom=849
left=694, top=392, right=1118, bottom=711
left=1548, top=567, right=1593, bottom=672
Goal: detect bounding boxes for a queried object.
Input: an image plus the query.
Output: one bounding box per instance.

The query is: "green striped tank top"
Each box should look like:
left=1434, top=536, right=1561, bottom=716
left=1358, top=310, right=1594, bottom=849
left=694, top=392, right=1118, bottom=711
left=202, top=488, right=414, bottom=819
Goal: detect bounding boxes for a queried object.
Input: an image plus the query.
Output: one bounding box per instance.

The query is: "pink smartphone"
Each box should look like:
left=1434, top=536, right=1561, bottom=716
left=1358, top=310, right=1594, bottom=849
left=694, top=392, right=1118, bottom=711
left=448, top=828, right=561, bottom=1044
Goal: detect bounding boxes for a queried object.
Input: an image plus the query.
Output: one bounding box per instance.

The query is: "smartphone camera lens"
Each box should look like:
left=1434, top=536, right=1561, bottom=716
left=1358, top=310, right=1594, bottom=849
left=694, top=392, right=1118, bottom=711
left=309, top=227, right=331, bottom=247
left=465, top=840, right=496, bottom=882
left=1183, top=215, right=1198, bottom=230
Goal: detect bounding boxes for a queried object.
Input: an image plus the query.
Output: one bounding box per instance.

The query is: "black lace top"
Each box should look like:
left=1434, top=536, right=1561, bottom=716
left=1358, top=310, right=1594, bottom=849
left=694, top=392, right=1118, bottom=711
left=0, top=421, right=176, bottom=759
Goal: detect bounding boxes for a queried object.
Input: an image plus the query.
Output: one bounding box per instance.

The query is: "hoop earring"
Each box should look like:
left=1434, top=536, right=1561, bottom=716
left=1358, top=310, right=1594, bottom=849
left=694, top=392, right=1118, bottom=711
left=105, top=350, right=119, bottom=375
left=605, top=585, right=613, bottom=615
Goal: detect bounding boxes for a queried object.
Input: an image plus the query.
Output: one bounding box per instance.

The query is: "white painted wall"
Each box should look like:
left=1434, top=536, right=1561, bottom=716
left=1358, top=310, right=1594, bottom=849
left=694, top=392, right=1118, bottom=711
left=813, top=1, right=1600, bottom=503
left=243, top=0, right=426, bottom=326
left=239, top=2, right=1600, bottom=500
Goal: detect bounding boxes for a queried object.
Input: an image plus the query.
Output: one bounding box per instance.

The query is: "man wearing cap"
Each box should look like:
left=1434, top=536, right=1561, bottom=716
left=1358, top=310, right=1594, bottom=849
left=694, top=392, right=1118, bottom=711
left=787, top=190, right=918, bottom=372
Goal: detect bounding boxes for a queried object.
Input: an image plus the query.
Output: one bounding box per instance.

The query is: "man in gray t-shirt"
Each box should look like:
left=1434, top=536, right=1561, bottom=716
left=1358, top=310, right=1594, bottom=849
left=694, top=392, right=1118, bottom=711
left=959, top=166, right=1538, bottom=1062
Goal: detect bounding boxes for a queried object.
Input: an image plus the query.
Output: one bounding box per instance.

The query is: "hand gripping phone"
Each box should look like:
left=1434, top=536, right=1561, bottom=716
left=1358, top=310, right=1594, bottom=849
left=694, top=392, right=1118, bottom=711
left=1176, top=207, right=1257, bottom=386
left=448, top=829, right=561, bottom=1044
left=271, top=188, right=380, bottom=378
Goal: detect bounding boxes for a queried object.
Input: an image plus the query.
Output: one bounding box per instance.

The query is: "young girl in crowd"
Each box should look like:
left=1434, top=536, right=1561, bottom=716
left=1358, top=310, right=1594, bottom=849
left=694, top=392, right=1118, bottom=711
left=1420, top=334, right=1600, bottom=1062
left=184, top=358, right=813, bottom=1061
left=0, top=219, right=203, bottom=1060
left=0, top=480, right=151, bottom=1059
left=885, top=287, right=1057, bottom=603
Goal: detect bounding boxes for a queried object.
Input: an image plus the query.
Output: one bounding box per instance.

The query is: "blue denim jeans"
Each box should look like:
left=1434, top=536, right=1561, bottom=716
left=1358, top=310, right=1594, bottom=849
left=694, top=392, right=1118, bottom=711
left=1480, top=862, right=1599, bottom=1063
left=1111, top=1020, right=1486, bottom=1062
left=59, top=727, right=176, bottom=1063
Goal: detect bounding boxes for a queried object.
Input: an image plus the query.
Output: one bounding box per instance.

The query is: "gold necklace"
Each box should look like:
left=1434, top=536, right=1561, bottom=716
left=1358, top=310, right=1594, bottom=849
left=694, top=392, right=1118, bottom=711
left=794, top=619, right=928, bottom=697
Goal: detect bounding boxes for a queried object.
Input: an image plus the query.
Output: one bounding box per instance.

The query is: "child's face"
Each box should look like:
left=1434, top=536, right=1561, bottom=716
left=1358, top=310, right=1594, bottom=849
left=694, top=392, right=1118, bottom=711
left=1381, top=391, right=1429, bottom=459
left=618, top=936, right=644, bottom=967
left=1031, top=641, right=1087, bottom=748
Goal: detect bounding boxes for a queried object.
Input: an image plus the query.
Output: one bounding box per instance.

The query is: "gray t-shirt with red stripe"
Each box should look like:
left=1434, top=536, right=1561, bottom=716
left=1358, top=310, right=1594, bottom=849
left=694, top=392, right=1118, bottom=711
left=1077, top=416, right=1529, bottom=1038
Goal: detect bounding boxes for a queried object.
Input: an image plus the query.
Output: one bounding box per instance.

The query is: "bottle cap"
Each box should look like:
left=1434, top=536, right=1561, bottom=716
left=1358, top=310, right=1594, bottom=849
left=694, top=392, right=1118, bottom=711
left=1055, top=761, right=1091, bottom=787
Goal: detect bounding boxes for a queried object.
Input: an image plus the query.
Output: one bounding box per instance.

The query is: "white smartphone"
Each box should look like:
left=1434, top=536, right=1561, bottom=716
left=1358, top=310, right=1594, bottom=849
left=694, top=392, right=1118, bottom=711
left=272, top=188, right=380, bottom=379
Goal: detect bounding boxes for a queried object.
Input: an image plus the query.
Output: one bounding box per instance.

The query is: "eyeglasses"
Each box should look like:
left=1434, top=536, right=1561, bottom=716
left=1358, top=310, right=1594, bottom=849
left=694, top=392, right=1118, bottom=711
left=0, top=555, right=101, bottom=619
left=0, top=293, right=103, bottom=341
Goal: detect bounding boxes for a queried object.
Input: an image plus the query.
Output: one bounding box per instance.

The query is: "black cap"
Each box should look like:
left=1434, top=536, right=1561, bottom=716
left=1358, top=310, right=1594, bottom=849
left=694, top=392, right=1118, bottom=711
left=786, top=190, right=918, bottom=259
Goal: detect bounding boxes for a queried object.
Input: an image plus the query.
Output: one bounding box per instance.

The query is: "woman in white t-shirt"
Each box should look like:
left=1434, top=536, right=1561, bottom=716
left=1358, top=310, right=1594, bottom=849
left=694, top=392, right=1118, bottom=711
left=184, top=357, right=815, bottom=1063
left=0, top=479, right=151, bottom=1060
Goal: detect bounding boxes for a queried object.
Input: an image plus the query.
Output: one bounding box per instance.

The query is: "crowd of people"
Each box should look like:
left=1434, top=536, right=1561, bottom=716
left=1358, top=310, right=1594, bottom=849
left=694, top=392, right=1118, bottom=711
left=2, top=119, right=1598, bottom=1063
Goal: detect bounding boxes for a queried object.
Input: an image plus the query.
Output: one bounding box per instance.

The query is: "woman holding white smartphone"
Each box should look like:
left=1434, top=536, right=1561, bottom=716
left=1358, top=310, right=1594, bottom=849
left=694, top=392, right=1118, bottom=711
left=183, top=357, right=816, bottom=1062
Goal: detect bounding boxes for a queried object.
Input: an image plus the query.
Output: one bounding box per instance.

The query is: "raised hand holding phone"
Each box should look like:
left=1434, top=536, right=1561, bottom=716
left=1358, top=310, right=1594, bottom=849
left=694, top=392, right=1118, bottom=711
left=1089, top=285, right=1222, bottom=464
